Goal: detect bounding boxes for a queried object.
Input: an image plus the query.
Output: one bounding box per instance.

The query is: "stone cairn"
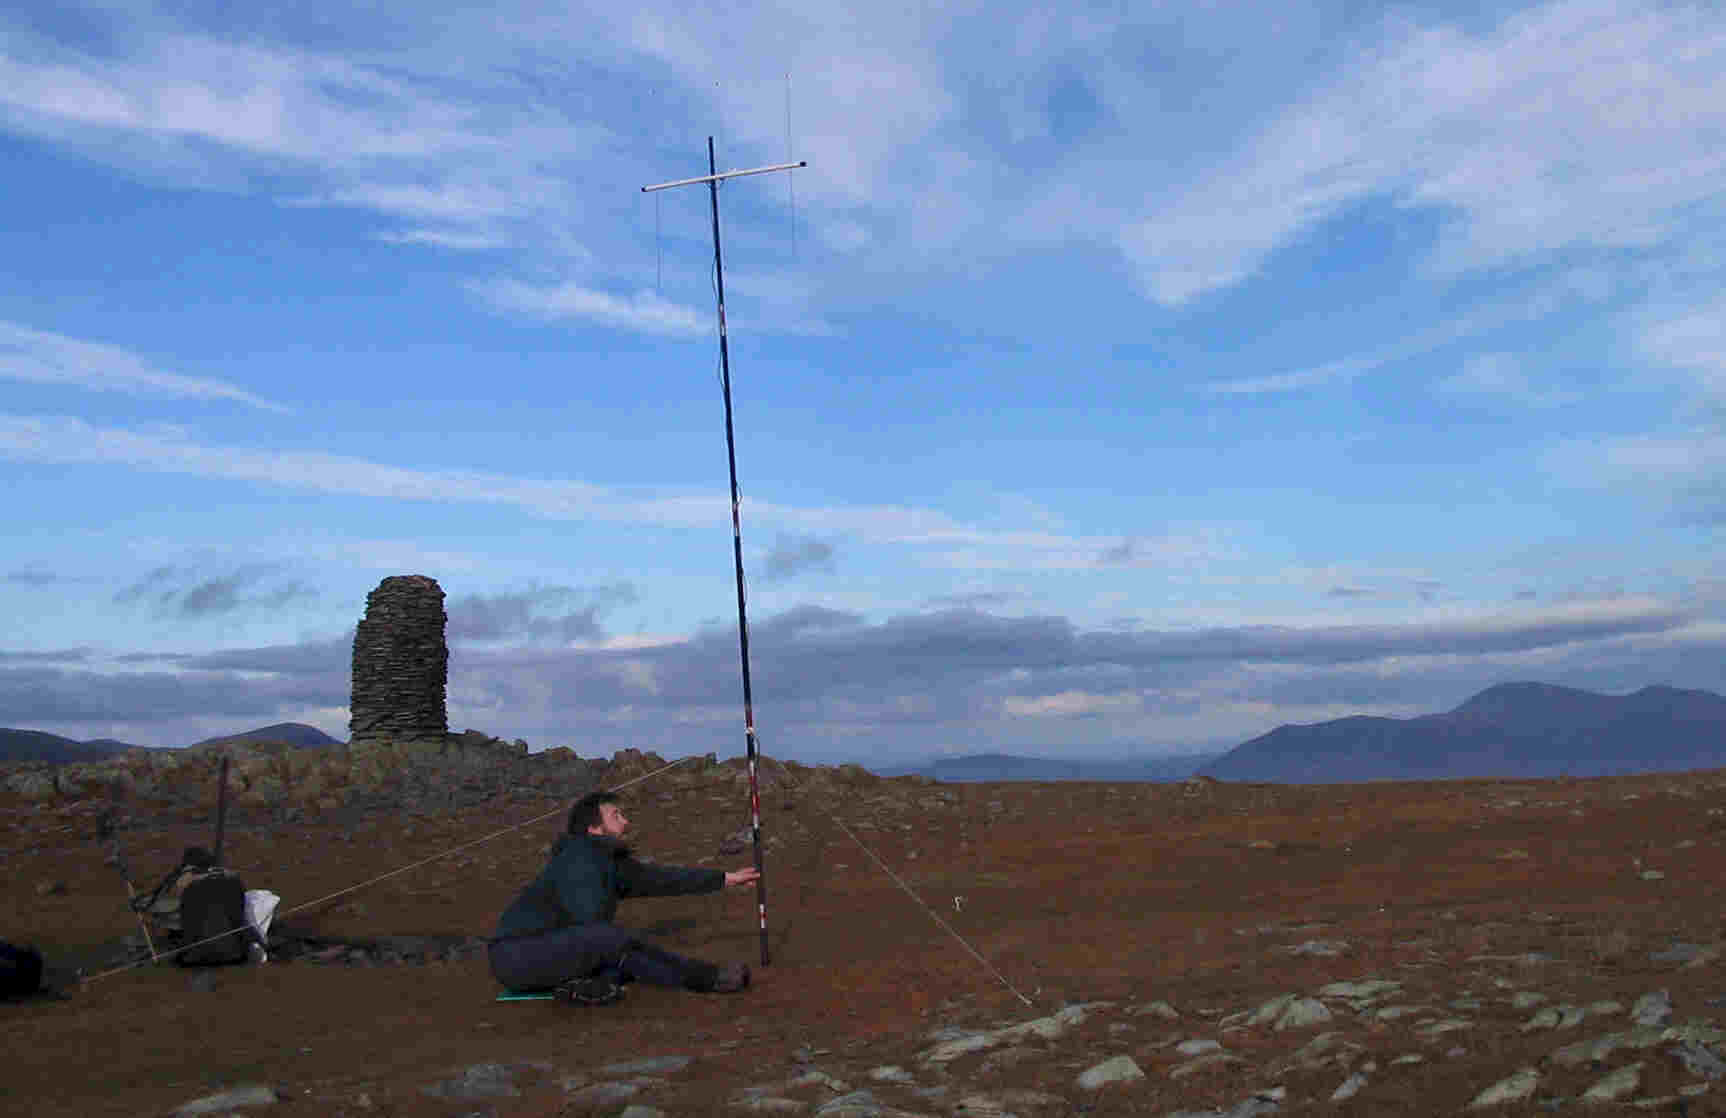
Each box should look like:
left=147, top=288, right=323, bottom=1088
left=349, top=575, right=449, bottom=748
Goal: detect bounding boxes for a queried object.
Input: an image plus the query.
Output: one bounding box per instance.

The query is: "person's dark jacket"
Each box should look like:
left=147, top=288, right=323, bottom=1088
left=493, top=833, right=724, bottom=940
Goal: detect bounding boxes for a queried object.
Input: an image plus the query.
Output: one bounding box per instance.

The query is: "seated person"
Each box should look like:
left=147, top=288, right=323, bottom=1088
left=489, top=790, right=759, bottom=1004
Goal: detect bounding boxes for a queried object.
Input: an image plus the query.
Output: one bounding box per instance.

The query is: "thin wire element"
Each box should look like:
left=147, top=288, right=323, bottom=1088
left=80, top=756, right=696, bottom=985
left=767, top=758, right=1035, bottom=1007
left=785, top=73, right=798, bottom=262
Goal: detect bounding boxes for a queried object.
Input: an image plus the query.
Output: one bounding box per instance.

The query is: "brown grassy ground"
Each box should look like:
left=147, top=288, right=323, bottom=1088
left=6, top=767, right=1726, bottom=1116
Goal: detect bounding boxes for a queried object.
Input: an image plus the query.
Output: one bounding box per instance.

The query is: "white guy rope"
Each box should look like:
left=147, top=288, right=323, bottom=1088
left=767, top=758, right=1034, bottom=1007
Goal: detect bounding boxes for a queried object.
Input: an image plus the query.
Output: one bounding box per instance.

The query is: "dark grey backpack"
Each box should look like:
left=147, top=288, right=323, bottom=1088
left=176, top=872, right=251, bottom=966
left=0, top=940, right=43, bottom=997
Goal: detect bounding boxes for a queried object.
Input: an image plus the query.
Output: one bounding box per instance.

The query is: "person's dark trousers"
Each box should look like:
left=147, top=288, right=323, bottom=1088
left=489, top=923, right=719, bottom=991
left=620, top=940, right=720, bottom=991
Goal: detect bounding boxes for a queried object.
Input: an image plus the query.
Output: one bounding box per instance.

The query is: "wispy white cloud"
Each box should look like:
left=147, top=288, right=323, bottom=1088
left=0, top=321, right=287, bottom=411
left=1202, top=278, right=1585, bottom=395
left=0, top=412, right=623, bottom=513
left=1576, top=430, right=1726, bottom=485
left=475, top=280, right=709, bottom=335
left=10, top=0, right=1719, bottom=344
left=1437, top=352, right=1580, bottom=408
left=0, top=31, right=504, bottom=166
left=1120, top=0, right=1726, bottom=305
left=0, top=412, right=1233, bottom=576
left=373, top=228, right=506, bottom=251
left=1636, top=295, right=1726, bottom=400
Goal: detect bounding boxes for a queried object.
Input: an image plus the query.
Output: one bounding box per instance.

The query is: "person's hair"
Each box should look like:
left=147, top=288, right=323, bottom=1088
left=567, top=791, right=620, bottom=835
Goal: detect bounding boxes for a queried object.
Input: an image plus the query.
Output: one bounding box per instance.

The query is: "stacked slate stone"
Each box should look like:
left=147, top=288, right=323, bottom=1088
left=349, top=575, right=449, bottom=745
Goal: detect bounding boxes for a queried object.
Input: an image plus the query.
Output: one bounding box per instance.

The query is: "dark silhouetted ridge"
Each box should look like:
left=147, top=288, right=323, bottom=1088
left=1199, top=682, right=1726, bottom=783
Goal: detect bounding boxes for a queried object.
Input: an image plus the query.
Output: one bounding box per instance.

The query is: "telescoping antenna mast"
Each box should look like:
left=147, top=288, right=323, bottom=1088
left=643, top=138, right=805, bottom=967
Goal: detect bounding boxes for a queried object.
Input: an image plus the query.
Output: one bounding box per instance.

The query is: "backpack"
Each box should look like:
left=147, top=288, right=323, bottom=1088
left=0, top=940, right=44, bottom=998
left=175, top=872, right=252, bottom=966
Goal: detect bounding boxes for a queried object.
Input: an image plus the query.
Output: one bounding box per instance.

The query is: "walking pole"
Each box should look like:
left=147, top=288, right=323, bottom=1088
left=97, top=811, right=159, bottom=963
left=212, top=755, right=230, bottom=867
left=644, top=138, right=805, bottom=967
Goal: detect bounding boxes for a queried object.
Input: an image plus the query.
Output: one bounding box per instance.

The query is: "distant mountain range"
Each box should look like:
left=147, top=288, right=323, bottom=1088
left=188, top=723, right=341, bottom=751
left=874, top=751, right=1222, bottom=783
left=1198, top=682, right=1726, bottom=783
left=8, top=682, right=1724, bottom=782
left=0, top=722, right=341, bottom=764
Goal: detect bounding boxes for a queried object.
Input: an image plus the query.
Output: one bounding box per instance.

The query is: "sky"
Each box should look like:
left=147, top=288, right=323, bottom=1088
left=4, top=0, right=1726, bottom=766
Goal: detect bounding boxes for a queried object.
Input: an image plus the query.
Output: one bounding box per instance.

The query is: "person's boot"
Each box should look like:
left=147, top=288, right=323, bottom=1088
left=554, top=974, right=624, bottom=1006
left=709, top=963, right=750, bottom=993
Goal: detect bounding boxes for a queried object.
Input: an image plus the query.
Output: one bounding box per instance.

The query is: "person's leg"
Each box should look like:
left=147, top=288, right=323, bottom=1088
left=488, top=924, right=638, bottom=991
left=616, top=939, right=720, bottom=991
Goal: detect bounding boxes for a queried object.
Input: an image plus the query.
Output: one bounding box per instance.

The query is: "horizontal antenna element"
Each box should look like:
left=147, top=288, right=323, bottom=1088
left=642, top=160, right=807, bottom=193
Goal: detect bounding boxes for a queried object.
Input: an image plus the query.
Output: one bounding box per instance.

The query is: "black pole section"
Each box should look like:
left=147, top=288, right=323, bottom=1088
left=213, top=755, right=230, bottom=867
left=707, top=136, right=770, bottom=967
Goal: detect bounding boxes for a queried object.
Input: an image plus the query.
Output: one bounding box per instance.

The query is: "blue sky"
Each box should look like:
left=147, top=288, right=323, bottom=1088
left=4, top=0, right=1725, bottom=764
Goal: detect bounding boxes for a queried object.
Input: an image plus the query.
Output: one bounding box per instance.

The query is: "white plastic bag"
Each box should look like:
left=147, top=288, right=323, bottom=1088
left=243, top=889, right=280, bottom=962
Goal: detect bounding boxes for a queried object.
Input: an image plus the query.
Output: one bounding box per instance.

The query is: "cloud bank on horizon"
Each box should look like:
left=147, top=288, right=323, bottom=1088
left=3, top=0, right=1726, bottom=762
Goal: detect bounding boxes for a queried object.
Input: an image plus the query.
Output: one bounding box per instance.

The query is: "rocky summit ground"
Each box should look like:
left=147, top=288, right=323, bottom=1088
left=7, top=758, right=1726, bottom=1117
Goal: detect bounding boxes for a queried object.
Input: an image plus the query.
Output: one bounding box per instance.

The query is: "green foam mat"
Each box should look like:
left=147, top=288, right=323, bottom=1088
left=496, top=989, right=556, bottom=1001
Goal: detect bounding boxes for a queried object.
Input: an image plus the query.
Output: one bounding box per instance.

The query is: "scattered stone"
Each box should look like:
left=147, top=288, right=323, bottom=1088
left=730, top=1097, right=805, bottom=1114
left=566, top=1082, right=640, bottom=1106
left=813, top=1088, right=929, bottom=1117
left=994, top=1088, right=1066, bottom=1111
left=1549, top=1026, right=1669, bottom=1068
left=1176, top=1038, right=1224, bottom=1056
left=1273, top=997, right=1331, bottom=1030
left=919, top=1004, right=1104, bottom=1064
left=1581, top=1062, right=1643, bottom=1103
left=868, top=1066, right=916, bottom=1083
left=1279, top=939, right=1350, bottom=957
left=1667, top=1021, right=1726, bottom=1048
left=1284, top=1030, right=1362, bottom=1072
left=421, top=1063, right=519, bottom=1100
left=1470, top=1067, right=1539, bottom=1108
left=1673, top=1040, right=1726, bottom=1080
left=1242, top=994, right=1295, bottom=1027
left=1319, top=978, right=1401, bottom=1003
left=786, top=1069, right=852, bottom=1092
left=1651, top=943, right=1707, bottom=964
left=175, top=1084, right=281, bottom=1115
left=1522, top=1005, right=1587, bottom=1031
left=1631, top=990, right=1672, bottom=1027
left=1075, top=1054, right=1144, bottom=1089
left=1179, top=1087, right=1284, bottom=1118
left=1415, top=1017, right=1474, bottom=1037
left=920, top=1030, right=996, bottom=1063
left=601, top=1055, right=691, bottom=1076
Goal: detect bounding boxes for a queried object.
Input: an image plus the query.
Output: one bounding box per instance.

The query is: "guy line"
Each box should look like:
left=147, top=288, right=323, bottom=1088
left=80, top=754, right=1035, bottom=1007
